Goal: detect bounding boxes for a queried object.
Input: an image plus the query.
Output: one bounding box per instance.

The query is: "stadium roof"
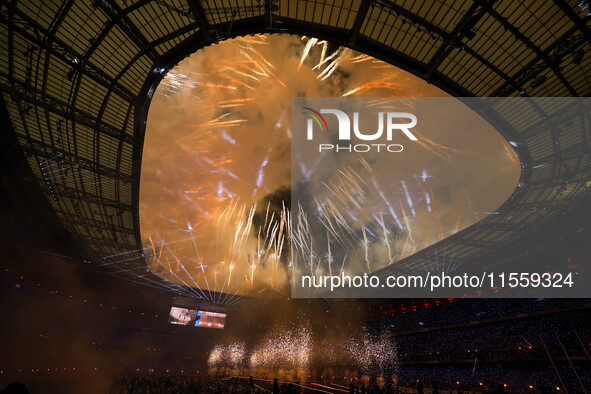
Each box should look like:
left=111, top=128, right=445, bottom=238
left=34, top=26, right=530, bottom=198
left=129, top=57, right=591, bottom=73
left=1, top=0, right=590, bottom=296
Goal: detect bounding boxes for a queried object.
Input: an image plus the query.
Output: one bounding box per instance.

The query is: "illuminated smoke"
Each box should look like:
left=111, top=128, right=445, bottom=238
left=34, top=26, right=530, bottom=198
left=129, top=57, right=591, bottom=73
left=137, top=34, right=519, bottom=297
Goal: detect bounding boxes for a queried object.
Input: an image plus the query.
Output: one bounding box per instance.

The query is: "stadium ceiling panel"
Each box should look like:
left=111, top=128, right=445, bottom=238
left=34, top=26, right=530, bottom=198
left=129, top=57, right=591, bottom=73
left=1, top=0, right=590, bottom=293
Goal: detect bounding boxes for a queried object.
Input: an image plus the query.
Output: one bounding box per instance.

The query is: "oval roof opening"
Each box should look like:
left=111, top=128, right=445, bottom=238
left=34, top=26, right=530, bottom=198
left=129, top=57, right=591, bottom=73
left=140, top=35, right=520, bottom=298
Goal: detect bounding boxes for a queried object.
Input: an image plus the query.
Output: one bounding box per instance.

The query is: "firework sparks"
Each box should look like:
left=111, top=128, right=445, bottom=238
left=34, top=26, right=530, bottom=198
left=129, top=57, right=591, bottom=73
left=207, top=322, right=398, bottom=378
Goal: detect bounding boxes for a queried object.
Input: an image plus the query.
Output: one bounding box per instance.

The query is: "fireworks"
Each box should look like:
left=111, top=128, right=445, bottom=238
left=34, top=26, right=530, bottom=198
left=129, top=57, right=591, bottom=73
left=208, top=340, right=247, bottom=367
left=291, top=156, right=465, bottom=285
left=249, top=324, right=312, bottom=369
left=343, top=329, right=398, bottom=374
left=125, top=34, right=519, bottom=298
left=207, top=322, right=398, bottom=379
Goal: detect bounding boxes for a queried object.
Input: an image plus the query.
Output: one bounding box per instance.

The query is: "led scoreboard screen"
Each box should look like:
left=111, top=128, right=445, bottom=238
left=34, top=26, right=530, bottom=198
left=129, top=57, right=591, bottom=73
left=194, top=311, right=226, bottom=329
left=167, top=306, right=226, bottom=329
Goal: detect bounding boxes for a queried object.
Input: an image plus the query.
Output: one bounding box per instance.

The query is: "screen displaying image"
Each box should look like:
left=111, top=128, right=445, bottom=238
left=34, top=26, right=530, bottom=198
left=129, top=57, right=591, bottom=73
left=167, top=306, right=198, bottom=326
left=195, top=311, right=226, bottom=329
